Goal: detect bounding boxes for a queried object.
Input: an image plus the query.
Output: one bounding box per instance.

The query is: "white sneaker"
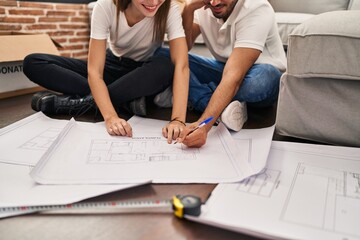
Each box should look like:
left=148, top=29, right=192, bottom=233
left=220, top=101, right=247, bottom=131
left=153, top=86, right=173, bottom=108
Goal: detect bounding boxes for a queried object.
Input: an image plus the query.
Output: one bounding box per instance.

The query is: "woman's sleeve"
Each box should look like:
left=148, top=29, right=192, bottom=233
left=166, top=1, right=186, bottom=41
left=90, top=0, right=113, bottom=40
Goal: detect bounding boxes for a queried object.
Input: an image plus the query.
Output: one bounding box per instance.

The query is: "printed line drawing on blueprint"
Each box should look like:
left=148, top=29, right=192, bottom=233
left=0, top=113, right=68, bottom=166
left=19, top=128, right=62, bottom=151
left=236, top=168, right=281, bottom=198
left=280, top=163, right=360, bottom=237
left=88, top=137, right=200, bottom=164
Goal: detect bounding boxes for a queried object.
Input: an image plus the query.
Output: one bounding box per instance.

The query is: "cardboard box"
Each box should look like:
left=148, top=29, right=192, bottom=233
left=0, top=33, right=60, bottom=99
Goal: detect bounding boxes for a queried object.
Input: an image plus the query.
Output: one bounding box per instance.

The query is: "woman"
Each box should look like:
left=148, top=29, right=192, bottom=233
left=23, top=0, right=189, bottom=142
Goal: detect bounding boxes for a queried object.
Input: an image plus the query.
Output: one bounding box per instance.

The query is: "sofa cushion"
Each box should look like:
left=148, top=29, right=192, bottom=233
left=269, top=0, right=350, bottom=14
left=275, top=12, right=314, bottom=46
left=287, top=10, right=360, bottom=80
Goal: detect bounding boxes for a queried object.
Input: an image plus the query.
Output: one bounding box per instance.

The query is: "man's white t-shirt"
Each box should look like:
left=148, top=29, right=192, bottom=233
left=194, top=0, right=286, bottom=71
left=91, top=0, right=185, bottom=61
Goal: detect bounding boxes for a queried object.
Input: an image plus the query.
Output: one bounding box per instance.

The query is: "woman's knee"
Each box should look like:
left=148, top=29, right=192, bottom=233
left=23, top=53, right=43, bottom=82
left=23, top=53, right=39, bottom=72
left=23, top=53, right=53, bottom=74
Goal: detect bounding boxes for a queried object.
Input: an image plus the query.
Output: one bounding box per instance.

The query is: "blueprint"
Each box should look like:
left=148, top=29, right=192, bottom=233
left=0, top=113, right=150, bottom=218
left=0, top=163, right=150, bottom=218
left=30, top=118, right=275, bottom=184
left=187, top=141, right=360, bottom=240
left=0, top=112, right=68, bottom=166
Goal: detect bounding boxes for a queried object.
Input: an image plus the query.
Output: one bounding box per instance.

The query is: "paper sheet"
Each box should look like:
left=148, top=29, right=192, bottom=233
left=0, top=112, right=68, bottom=166
left=187, top=141, right=360, bottom=240
left=130, top=116, right=275, bottom=180
left=30, top=117, right=274, bottom=184
left=0, top=114, right=149, bottom=218
left=230, top=126, right=275, bottom=174
left=0, top=163, right=150, bottom=218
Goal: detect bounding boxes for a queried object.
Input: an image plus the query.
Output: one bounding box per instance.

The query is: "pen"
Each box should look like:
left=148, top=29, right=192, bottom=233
left=174, top=116, right=214, bottom=144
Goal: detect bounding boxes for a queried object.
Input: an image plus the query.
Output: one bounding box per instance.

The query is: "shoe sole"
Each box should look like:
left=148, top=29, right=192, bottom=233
left=221, top=101, right=247, bottom=131
left=31, top=91, right=54, bottom=112
left=40, top=95, right=56, bottom=114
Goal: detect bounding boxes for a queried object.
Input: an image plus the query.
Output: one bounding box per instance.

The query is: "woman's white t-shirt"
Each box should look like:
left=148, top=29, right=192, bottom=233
left=91, top=0, right=185, bottom=61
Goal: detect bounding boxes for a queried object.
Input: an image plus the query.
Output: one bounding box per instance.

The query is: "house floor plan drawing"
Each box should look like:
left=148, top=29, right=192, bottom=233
left=236, top=168, right=281, bottom=198
left=30, top=118, right=275, bottom=184
left=20, top=127, right=62, bottom=151
left=0, top=113, right=68, bottom=166
left=281, top=163, right=360, bottom=236
left=30, top=119, right=248, bottom=184
left=88, top=138, right=199, bottom=164
left=187, top=141, right=360, bottom=240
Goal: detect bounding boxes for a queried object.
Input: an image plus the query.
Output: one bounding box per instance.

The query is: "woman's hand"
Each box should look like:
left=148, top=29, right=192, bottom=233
left=162, top=120, right=186, bottom=144
left=105, top=116, right=132, bottom=137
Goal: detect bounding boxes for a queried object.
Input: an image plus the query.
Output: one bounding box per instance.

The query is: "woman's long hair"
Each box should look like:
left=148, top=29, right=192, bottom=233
left=112, top=0, right=170, bottom=42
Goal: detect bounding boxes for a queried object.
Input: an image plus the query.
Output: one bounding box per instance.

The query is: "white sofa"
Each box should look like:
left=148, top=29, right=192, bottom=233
left=275, top=9, right=360, bottom=147
left=269, top=0, right=360, bottom=48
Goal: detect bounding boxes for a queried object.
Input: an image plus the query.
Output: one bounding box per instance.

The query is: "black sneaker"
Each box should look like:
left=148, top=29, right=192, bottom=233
left=31, top=91, right=54, bottom=112
left=31, top=92, right=95, bottom=116
left=55, top=94, right=95, bottom=116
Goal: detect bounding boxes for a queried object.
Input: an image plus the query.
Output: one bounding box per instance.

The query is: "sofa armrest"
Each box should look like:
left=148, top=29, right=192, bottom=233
left=276, top=10, right=360, bottom=147
left=348, top=0, right=360, bottom=9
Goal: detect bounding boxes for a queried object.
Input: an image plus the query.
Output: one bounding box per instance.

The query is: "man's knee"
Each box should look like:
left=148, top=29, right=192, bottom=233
left=154, top=47, right=171, bottom=58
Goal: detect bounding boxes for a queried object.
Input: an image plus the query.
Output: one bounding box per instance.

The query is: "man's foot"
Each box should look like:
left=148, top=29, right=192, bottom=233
left=129, top=96, right=147, bottom=116
left=153, top=86, right=173, bottom=108
left=220, top=100, right=247, bottom=131
left=31, top=91, right=95, bottom=116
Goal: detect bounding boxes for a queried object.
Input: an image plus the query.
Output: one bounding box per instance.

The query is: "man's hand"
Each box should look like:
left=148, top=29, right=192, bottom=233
left=105, top=116, right=132, bottom=137
left=187, top=0, right=207, bottom=10
left=174, top=122, right=208, bottom=148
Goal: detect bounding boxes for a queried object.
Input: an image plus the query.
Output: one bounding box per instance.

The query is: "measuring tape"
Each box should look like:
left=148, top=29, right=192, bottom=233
left=1, top=195, right=202, bottom=218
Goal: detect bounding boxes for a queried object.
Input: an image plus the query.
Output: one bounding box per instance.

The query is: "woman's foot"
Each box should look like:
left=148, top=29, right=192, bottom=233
left=31, top=91, right=95, bottom=116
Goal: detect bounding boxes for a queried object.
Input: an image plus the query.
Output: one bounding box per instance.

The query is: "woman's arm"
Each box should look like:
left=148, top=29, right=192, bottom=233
left=87, top=38, right=132, bottom=137
left=162, top=37, right=190, bottom=143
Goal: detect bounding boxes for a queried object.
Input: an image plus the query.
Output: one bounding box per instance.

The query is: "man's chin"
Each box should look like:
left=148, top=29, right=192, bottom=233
left=212, top=12, right=224, bottom=19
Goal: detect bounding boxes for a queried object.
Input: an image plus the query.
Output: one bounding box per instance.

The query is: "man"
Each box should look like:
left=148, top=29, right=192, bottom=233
left=173, top=0, right=286, bottom=147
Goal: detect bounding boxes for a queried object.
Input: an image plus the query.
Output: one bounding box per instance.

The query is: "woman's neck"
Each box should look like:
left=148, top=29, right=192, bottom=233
left=124, top=3, right=146, bottom=27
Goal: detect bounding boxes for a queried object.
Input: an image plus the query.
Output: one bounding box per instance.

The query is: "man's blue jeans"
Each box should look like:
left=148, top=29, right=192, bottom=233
left=156, top=48, right=282, bottom=113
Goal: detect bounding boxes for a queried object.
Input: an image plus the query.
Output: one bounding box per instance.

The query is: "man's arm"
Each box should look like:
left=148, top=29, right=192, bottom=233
left=182, top=0, right=204, bottom=50
left=181, top=47, right=261, bottom=148
left=201, top=47, right=261, bottom=127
